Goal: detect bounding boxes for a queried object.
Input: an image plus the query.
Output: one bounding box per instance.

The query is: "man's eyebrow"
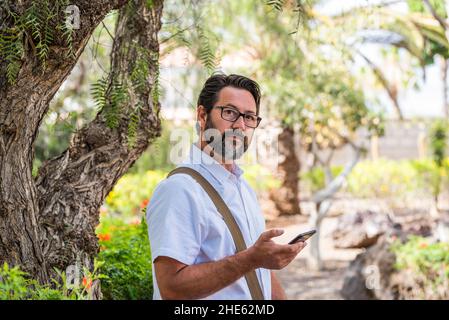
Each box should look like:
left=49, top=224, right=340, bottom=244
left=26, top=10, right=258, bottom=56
left=224, top=103, right=256, bottom=114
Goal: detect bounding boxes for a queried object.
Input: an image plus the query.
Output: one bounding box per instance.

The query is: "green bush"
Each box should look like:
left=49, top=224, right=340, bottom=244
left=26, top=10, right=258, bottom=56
left=392, top=236, right=449, bottom=274
left=242, top=164, right=281, bottom=193
left=299, top=158, right=449, bottom=199
left=391, top=236, right=449, bottom=299
left=410, top=158, right=449, bottom=198
left=0, top=263, right=93, bottom=300
left=346, top=159, right=422, bottom=198
left=105, top=170, right=167, bottom=217
left=300, top=165, right=343, bottom=193
left=1, top=215, right=153, bottom=300
left=0, top=263, right=30, bottom=300
left=96, top=215, right=153, bottom=300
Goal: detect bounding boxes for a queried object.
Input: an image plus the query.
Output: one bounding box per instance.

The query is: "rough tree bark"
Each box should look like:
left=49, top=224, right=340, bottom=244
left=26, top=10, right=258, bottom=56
left=269, top=126, right=301, bottom=216
left=0, top=0, right=164, bottom=289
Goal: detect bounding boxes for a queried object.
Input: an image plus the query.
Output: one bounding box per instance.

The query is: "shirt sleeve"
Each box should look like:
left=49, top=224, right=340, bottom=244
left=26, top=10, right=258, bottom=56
left=146, top=174, right=205, bottom=266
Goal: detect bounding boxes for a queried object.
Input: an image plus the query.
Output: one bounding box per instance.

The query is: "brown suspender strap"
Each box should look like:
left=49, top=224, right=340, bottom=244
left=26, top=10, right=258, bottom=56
left=167, top=166, right=265, bottom=300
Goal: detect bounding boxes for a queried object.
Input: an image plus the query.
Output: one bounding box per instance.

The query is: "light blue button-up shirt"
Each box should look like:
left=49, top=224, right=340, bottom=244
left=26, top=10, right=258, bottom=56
left=146, top=143, right=271, bottom=300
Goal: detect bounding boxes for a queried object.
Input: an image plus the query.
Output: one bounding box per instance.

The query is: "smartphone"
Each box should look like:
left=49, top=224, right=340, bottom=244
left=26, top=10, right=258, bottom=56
left=288, top=229, right=316, bottom=245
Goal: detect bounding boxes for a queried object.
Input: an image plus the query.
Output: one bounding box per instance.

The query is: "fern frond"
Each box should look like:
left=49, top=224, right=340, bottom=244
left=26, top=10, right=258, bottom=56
left=176, top=32, right=191, bottom=47
left=198, top=28, right=217, bottom=74
left=151, top=59, right=160, bottom=108
left=91, top=76, right=109, bottom=110
left=1, top=29, right=24, bottom=84
left=57, top=0, right=75, bottom=59
left=23, top=2, right=43, bottom=51
left=107, top=80, right=129, bottom=129
left=267, top=0, right=285, bottom=11
left=131, top=46, right=150, bottom=93
left=63, top=24, right=75, bottom=59
left=1, top=0, right=70, bottom=82
left=39, top=2, right=56, bottom=69
left=6, top=58, right=21, bottom=85
left=127, top=103, right=142, bottom=148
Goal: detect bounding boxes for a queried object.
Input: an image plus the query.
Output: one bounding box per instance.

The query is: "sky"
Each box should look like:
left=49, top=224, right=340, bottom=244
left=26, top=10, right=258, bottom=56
left=317, top=0, right=446, bottom=118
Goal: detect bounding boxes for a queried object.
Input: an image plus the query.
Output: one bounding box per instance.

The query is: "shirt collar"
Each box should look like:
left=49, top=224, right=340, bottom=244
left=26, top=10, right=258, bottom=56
left=184, top=143, right=244, bottom=185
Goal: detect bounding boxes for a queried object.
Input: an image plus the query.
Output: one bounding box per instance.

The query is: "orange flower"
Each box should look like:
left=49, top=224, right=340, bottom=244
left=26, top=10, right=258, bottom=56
left=140, top=199, right=150, bottom=209
left=98, top=233, right=111, bottom=241
left=130, top=217, right=141, bottom=225
left=419, top=242, right=428, bottom=249
left=82, top=277, right=92, bottom=289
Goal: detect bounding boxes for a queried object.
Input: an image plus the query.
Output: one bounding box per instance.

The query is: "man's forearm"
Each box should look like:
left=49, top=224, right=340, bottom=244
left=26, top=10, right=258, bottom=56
left=163, top=249, right=256, bottom=299
left=271, top=271, right=287, bottom=300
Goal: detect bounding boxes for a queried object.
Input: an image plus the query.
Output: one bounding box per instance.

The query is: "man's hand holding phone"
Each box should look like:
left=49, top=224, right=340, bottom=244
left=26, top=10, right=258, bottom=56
left=247, top=229, right=311, bottom=270
left=288, top=229, right=316, bottom=244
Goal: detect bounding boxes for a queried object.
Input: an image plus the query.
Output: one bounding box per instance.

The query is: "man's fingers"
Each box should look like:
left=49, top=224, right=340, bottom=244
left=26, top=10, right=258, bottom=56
left=293, top=241, right=306, bottom=250
left=287, top=241, right=307, bottom=253
left=260, top=229, right=284, bottom=241
left=295, top=241, right=307, bottom=250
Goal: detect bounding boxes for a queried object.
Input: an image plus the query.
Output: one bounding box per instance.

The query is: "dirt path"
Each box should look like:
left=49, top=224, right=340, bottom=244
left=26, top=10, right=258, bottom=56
left=274, top=258, right=348, bottom=299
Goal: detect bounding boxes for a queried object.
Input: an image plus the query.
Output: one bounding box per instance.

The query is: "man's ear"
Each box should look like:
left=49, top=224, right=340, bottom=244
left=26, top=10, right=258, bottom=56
left=197, top=105, right=207, bottom=131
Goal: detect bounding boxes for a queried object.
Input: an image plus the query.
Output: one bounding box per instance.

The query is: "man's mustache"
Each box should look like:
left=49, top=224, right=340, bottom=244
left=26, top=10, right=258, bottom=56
left=203, top=128, right=248, bottom=146
left=223, top=130, right=245, bottom=140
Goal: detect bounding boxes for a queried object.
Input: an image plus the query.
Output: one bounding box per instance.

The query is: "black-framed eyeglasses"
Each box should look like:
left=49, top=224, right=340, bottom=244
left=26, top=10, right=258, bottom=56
left=214, top=106, right=262, bottom=128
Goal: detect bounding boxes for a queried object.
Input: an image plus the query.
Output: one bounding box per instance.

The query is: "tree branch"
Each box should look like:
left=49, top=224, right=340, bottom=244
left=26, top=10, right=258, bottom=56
left=311, top=139, right=364, bottom=205
left=1, top=0, right=130, bottom=151
left=356, top=49, right=404, bottom=121
left=423, top=0, right=449, bottom=31
left=35, top=0, right=164, bottom=276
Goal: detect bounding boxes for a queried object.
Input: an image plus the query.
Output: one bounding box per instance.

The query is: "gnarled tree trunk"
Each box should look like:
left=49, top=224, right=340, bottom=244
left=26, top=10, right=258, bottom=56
left=0, top=0, right=163, bottom=290
left=269, top=126, right=301, bottom=216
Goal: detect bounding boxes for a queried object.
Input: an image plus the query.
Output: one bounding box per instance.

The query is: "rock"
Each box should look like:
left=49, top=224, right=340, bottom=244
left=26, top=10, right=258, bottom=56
left=340, top=211, right=446, bottom=300
left=434, top=212, right=449, bottom=243
left=332, top=210, right=396, bottom=249
left=340, top=236, right=398, bottom=300
left=395, top=214, right=433, bottom=238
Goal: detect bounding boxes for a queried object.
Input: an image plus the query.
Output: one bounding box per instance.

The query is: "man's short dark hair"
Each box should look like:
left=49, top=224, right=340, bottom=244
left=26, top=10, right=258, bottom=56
left=197, top=73, right=261, bottom=115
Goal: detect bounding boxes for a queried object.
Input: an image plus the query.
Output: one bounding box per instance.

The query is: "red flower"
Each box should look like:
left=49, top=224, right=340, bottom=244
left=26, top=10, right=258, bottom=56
left=140, top=198, right=150, bottom=209
left=82, top=277, right=92, bottom=289
left=98, top=233, right=111, bottom=241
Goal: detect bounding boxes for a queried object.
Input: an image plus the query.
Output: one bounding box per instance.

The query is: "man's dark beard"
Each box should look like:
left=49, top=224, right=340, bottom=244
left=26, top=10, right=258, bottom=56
left=204, top=116, right=249, bottom=161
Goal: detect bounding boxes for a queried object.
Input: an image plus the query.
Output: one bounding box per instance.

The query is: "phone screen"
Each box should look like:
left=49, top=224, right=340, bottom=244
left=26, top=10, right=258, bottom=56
left=288, top=229, right=316, bottom=245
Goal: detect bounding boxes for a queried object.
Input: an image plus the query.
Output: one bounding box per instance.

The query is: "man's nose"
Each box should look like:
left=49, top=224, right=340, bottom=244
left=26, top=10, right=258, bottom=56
left=232, top=115, right=246, bottom=131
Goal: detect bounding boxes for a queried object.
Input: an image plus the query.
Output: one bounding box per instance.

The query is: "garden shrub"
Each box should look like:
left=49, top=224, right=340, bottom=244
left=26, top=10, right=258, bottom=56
left=391, top=236, right=449, bottom=299
left=96, top=215, right=153, bottom=300
left=105, top=170, right=166, bottom=216
left=0, top=263, right=94, bottom=300
left=299, top=158, right=449, bottom=199
left=300, top=165, right=343, bottom=193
